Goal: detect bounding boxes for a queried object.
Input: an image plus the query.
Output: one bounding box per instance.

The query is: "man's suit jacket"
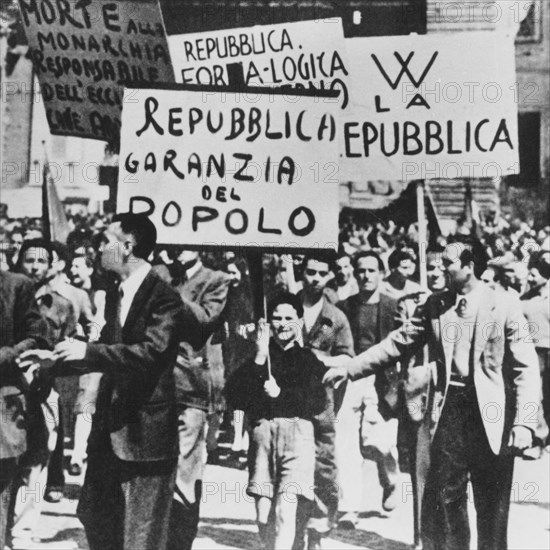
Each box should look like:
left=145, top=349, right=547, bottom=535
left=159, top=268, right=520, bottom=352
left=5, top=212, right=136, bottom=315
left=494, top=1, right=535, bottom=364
left=339, top=291, right=399, bottom=417
left=396, top=290, right=433, bottom=423
left=52, top=280, right=96, bottom=338
left=346, top=284, right=540, bottom=455
left=302, top=296, right=355, bottom=359
left=302, top=296, right=355, bottom=413
left=0, top=271, right=50, bottom=459
left=173, top=264, right=229, bottom=411
left=63, top=270, right=186, bottom=462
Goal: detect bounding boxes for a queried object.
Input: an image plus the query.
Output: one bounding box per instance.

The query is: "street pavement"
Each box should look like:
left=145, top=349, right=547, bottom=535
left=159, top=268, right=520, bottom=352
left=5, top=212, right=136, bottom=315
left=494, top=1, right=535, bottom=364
left=32, top=445, right=549, bottom=550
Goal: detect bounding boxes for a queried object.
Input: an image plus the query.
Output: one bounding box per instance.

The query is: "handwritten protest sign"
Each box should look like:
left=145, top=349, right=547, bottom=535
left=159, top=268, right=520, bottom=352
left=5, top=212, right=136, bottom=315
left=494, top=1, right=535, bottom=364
left=116, top=86, right=340, bottom=249
left=340, top=31, right=519, bottom=181
left=168, top=19, right=350, bottom=109
left=18, top=0, right=174, bottom=141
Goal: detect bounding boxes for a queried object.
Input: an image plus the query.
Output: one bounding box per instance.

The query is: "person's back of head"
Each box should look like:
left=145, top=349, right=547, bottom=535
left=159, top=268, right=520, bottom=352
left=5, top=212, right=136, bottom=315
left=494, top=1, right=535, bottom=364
left=111, top=213, right=157, bottom=261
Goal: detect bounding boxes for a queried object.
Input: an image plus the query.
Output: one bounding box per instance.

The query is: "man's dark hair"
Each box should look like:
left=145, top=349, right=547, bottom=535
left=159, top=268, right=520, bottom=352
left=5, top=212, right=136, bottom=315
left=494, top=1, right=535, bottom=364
left=528, top=251, right=550, bottom=280
left=50, top=241, right=70, bottom=267
left=301, top=252, right=335, bottom=275
left=223, top=256, right=247, bottom=275
left=388, top=249, right=414, bottom=270
left=112, top=213, right=157, bottom=260
left=16, top=238, right=53, bottom=270
left=353, top=250, right=385, bottom=272
left=73, top=254, right=94, bottom=270
left=267, top=292, right=304, bottom=319
left=336, top=246, right=351, bottom=262
left=447, top=235, right=488, bottom=278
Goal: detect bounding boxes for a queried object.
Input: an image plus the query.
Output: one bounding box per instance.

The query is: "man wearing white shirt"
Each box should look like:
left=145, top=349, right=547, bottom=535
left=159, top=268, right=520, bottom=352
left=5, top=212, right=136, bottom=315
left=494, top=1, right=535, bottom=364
left=22, top=214, right=187, bottom=550
left=324, top=240, right=540, bottom=550
left=118, top=262, right=151, bottom=324
left=297, top=256, right=354, bottom=550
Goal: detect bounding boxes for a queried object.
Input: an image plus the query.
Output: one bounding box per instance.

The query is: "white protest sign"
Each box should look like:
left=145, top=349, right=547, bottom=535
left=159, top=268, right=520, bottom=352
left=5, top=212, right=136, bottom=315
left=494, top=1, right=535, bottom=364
left=341, top=31, right=519, bottom=182
left=19, top=0, right=174, bottom=141
left=117, top=87, right=340, bottom=249
left=168, top=19, right=350, bottom=109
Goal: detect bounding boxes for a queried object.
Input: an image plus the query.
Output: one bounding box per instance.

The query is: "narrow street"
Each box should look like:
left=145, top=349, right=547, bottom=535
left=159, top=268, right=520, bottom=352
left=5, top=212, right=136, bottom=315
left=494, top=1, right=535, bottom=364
left=38, top=445, right=549, bottom=550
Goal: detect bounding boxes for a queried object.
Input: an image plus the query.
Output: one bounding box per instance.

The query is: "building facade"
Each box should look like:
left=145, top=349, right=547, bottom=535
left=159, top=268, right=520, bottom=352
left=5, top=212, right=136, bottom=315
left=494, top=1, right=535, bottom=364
left=2, top=1, right=548, bottom=226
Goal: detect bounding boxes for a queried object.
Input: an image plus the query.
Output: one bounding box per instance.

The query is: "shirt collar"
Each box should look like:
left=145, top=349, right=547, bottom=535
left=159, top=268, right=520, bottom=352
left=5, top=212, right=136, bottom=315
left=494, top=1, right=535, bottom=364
left=456, top=281, right=483, bottom=308
left=276, top=340, right=301, bottom=352
left=35, top=280, right=58, bottom=299
left=120, top=263, right=151, bottom=298
left=358, top=287, right=381, bottom=304
left=185, top=260, right=202, bottom=281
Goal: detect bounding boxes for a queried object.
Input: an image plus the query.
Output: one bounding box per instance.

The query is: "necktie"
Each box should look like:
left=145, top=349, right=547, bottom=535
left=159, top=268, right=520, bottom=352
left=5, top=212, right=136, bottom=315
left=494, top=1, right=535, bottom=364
left=113, top=285, right=124, bottom=342
left=456, top=297, right=468, bottom=318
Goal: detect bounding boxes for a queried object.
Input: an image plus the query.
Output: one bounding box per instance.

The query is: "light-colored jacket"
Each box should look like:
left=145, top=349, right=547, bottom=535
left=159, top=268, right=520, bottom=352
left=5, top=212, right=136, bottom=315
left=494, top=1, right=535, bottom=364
left=346, top=284, right=540, bottom=455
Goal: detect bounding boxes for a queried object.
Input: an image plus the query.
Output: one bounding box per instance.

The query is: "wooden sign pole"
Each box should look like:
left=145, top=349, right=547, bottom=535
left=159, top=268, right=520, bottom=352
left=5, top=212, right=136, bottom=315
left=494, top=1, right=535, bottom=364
left=416, top=179, right=428, bottom=290
left=226, top=63, right=271, bottom=376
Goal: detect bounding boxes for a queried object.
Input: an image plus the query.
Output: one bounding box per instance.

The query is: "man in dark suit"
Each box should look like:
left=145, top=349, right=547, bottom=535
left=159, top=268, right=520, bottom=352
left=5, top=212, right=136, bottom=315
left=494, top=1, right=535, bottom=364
left=0, top=270, right=49, bottom=548
left=324, top=240, right=540, bottom=550
left=337, top=251, right=400, bottom=525
left=22, top=214, right=187, bottom=550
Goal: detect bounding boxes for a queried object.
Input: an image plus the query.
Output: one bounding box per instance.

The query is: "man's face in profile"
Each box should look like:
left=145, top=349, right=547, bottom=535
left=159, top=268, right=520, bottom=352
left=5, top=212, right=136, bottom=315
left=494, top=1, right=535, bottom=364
left=442, top=243, right=470, bottom=292
left=427, top=255, right=446, bottom=291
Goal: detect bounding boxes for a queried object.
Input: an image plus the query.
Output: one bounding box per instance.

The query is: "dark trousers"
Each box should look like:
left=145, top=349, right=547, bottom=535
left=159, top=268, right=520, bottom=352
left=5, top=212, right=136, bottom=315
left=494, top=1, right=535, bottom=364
left=167, top=482, right=202, bottom=550
left=398, top=409, right=431, bottom=548
left=0, top=458, right=18, bottom=548
left=166, top=405, right=207, bottom=550
left=422, top=385, right=515, bottom=550
left=46, top=408, right=65, bottom=491
left=77, top=448, right=177, bottom=550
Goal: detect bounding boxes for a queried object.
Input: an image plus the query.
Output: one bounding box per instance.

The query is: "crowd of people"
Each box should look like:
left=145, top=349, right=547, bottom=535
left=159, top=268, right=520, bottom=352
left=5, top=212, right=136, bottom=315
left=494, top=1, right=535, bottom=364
left=0, top=206, right=549, bottom=550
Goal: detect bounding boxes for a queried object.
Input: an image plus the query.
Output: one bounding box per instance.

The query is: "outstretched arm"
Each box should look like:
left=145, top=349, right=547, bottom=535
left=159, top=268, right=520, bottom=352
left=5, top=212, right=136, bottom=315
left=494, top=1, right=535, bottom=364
left=346, top=305, right=428, bottom=380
